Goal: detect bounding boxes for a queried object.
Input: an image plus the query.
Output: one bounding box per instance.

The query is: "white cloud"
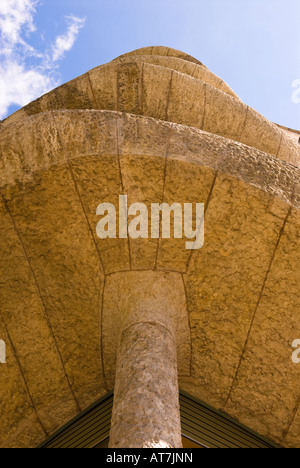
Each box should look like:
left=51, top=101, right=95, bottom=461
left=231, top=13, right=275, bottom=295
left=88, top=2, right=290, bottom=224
left=52, top=15, right=86, bottom=62
left=0, top=0, right=37, bottom=47
left=0, top=0, right=86, bottom=119
left=0, top=61, right=53, bottom=118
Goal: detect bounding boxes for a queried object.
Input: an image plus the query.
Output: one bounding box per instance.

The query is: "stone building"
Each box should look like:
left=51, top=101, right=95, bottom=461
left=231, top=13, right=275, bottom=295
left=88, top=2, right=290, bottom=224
left=0, top=47, right=299, bottom=448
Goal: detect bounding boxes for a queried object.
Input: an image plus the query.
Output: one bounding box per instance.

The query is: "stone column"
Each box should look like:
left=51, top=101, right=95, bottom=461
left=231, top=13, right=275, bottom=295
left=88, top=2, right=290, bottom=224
left=108, top=272, right=183, bottom=448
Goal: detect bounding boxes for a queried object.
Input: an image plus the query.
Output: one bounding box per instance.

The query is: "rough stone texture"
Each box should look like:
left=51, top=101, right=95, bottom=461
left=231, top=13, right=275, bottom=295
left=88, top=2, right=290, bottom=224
left=108, top=272, right=183, bottom=448
left=186, top=175, right=291, bottom=407
left=1, top=165, right=106, bottom=410
left=157, top=159, right=215, bottom=272
left=0, top=47, right=299, bottom=448
left=0, top=319, right=47, bottom=448
left=102, top=271, right=191, bottom=389
left=114, top=54, right=240, bottom=100
left=225, top=208, right=300, bottom=446
left=2, top=49, right=299, bottom=166
left=203, top=85, right=248, bottom=141
left=116, top=46, right=205, bottom=66
left=167, top=71, right=206, bottom=129
left=240, top=107, right=282, bottom=156
left=0, top=195, right=80, bottom=434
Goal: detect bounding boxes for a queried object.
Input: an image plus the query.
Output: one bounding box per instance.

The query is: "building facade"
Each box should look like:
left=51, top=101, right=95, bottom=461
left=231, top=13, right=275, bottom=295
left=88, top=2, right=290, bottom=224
left=0, top=47, right=299, bottom=448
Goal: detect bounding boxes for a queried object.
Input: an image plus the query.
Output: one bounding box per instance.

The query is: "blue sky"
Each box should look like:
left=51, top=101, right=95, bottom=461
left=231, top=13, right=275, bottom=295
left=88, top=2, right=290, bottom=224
left=1, top=0, right=299, bottom=128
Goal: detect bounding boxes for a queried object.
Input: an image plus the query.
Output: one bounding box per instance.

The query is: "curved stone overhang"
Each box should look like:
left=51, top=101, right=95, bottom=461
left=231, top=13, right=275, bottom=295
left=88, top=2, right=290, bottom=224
left=0, top=47, right=299, bottom=448
left=115, top=46, right=207, bottom=66
left=2, top=46, right=299, bottom=166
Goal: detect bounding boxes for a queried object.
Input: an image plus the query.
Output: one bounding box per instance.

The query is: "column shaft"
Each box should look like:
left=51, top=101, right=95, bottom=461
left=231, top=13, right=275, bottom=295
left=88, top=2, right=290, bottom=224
left=108, top=272, right=183, bottom=448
